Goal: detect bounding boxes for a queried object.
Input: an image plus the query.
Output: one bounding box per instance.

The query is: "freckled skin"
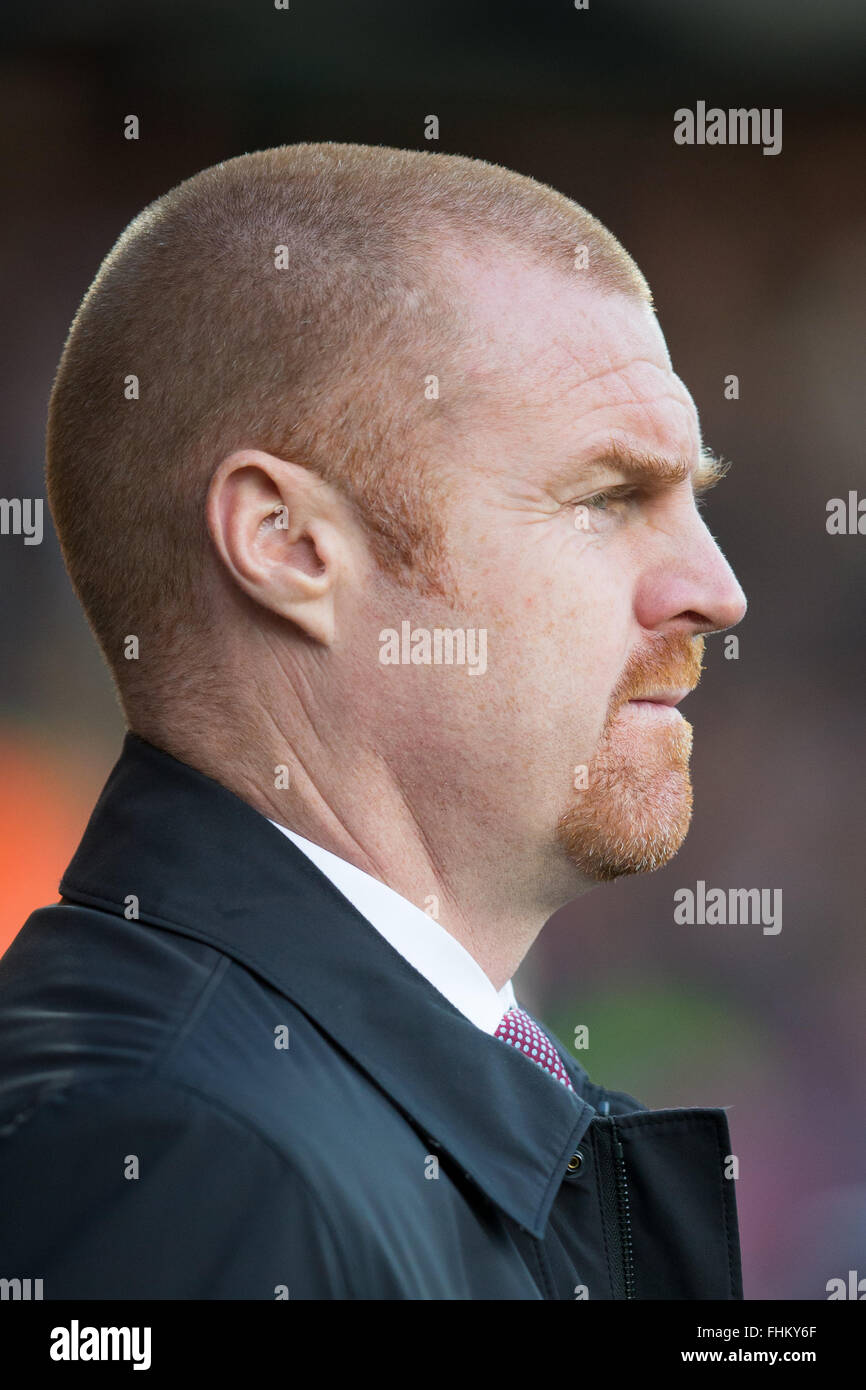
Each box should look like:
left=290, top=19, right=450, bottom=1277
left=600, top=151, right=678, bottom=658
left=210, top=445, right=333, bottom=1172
left=351, top=252, right=746, bottom=941
left=213, top=247, right=747, bottom=988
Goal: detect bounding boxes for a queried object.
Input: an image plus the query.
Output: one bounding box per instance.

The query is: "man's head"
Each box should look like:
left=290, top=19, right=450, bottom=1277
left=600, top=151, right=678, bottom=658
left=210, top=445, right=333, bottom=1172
left=47, top=143, right=745, bottom=925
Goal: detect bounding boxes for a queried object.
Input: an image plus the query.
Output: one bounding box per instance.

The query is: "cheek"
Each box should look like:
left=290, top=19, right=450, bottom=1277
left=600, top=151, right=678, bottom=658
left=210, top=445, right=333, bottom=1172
left=435, top=532, right=635, bottom=748
left=468, top=610, right=615, bottom=780
left=547, top=571, right=633, bottom=706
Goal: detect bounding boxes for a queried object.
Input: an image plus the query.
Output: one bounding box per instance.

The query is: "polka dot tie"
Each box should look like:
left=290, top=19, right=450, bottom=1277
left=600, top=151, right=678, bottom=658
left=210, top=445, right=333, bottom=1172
left=494, top=1005, right=574, bottom=1091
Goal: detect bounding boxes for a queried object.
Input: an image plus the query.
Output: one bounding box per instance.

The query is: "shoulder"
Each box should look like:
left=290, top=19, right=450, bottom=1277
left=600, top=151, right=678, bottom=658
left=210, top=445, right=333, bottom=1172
left=0, top=1070, right=351, bottom=1298
left=0, top=903, right=403, bottom=1295
left=0, top=899, right=231, bottom=1111
left=0, top=895, right=383, bottom=1155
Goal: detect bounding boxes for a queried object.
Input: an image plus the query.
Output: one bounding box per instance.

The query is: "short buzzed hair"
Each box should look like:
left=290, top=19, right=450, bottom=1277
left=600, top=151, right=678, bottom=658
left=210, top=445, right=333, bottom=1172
left=46, top=142, right=652, bottom=713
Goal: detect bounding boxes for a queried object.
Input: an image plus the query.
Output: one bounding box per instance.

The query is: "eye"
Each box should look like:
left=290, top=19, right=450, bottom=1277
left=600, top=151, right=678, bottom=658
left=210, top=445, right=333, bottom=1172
left=570, top=487, right=637, bottom=518
left=586, top=485, right=637, bottom=508
left=585, top=491, right=614, bottom=510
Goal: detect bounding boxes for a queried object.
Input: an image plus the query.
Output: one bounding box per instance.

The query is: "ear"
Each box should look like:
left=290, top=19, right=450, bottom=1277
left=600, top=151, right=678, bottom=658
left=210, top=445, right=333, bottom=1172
left=206, top=450, right=345, bottom=646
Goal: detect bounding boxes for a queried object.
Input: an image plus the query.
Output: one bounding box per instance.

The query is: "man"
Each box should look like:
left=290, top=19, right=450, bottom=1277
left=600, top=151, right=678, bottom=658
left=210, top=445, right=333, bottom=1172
left=0, top=143, right=746, bottom=1298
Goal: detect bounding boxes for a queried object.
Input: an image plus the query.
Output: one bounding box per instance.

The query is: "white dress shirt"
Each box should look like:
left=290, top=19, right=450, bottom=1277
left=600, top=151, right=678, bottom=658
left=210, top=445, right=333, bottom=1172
left=268, top=820, right=516, bottom=1034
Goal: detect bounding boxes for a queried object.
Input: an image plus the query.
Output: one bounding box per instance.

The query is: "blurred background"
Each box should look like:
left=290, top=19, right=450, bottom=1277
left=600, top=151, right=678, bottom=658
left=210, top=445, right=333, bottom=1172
left=1, top=0, right=864, bottom=1299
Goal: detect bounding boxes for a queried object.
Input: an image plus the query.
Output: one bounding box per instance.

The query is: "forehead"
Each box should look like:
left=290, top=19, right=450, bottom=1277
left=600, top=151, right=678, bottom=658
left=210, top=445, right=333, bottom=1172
left=446, top=249, right=702, bottom=473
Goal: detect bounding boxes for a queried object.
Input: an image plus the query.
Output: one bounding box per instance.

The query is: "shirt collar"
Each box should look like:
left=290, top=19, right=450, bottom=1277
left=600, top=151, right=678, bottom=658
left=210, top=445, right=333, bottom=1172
left=269, top=822, right=516, bottom=1034
left=59, top=732, right=597, bottom=1239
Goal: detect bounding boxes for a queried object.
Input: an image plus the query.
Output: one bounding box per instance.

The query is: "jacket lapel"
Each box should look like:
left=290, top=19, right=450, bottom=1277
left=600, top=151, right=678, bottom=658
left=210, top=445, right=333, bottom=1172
left=60, top=732, right=596, bottom=1238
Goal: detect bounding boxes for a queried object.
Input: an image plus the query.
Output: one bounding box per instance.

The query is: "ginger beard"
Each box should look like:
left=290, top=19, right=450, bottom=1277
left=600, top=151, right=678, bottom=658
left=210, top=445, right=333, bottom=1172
left=556, top=634, right=706, bottom=883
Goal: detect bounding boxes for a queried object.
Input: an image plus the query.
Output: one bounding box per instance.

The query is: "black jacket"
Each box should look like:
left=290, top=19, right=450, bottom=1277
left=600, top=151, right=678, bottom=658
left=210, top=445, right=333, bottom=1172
left=0, top=733, right=743, bottom=1299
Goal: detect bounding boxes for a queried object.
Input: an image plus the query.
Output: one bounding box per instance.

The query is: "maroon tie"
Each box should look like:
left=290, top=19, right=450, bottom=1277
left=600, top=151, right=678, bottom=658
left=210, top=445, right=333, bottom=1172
left=494, top=1005, right=574, bottom=1091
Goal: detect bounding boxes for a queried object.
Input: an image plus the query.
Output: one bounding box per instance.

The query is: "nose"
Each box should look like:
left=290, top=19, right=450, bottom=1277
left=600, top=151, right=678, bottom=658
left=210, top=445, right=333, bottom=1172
left=634, top=511, right=747, bottom=637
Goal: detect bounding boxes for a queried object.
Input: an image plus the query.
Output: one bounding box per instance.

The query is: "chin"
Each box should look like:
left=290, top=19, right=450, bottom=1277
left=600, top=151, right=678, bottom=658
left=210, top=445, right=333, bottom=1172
left=555, top=723, right=694, bottom=882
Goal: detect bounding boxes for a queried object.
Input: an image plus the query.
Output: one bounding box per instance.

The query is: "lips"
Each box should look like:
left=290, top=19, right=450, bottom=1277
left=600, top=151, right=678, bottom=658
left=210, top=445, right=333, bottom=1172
left=628, top=689, right=692, bottom=707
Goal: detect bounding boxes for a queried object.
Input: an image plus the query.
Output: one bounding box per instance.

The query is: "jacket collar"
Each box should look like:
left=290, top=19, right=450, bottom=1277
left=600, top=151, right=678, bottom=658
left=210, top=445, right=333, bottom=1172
left=59, top=732, right=597, bottom=1238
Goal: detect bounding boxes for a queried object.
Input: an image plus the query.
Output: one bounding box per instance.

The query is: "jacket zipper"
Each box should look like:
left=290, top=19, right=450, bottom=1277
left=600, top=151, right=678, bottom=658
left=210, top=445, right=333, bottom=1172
left=608, top=1115, right=636, bottom=1299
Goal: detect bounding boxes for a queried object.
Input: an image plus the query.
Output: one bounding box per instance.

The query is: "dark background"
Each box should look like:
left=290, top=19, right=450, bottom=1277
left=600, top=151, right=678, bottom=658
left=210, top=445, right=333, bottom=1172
left=1, top=0, right=864, bottom=1299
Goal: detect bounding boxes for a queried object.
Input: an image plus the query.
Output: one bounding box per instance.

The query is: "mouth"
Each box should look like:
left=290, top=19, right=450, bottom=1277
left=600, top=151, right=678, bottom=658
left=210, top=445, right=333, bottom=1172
left=620, top=688, right=694, bottom=722
left=627, top=688, right=692, bottom=708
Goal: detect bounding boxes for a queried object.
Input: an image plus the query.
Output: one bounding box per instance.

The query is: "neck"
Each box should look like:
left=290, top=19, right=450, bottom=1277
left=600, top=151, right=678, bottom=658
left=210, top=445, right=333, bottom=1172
left=133, top=708, right=581, bottom=993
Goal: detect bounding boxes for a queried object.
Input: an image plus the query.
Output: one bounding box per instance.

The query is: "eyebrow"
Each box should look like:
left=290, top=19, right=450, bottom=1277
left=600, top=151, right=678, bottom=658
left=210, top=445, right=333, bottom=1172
left=581, top=441, right=732, bottom=496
